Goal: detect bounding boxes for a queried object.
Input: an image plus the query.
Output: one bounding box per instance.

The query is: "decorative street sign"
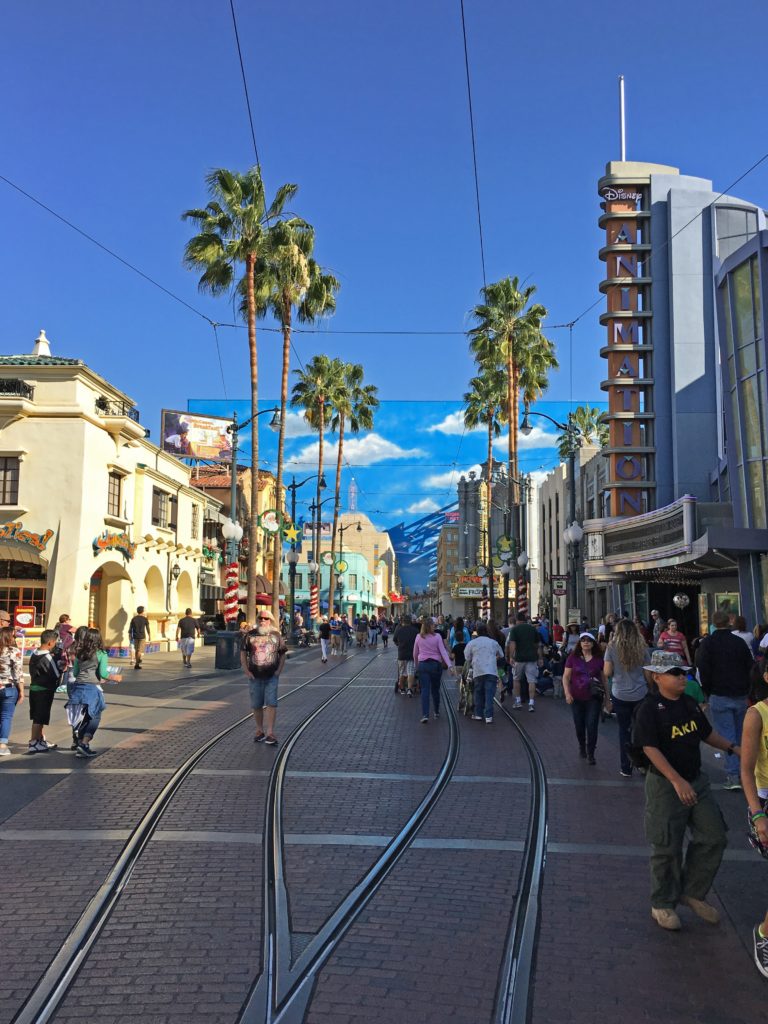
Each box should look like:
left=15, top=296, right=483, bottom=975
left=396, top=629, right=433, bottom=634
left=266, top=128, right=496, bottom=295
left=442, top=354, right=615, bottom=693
left=551, top=574, right=568, bottom=597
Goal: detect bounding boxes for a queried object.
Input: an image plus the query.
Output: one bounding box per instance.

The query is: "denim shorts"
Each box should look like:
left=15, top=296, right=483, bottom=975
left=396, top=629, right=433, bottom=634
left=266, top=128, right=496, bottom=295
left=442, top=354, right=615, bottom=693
left=249, top=675, right=279, bottom=709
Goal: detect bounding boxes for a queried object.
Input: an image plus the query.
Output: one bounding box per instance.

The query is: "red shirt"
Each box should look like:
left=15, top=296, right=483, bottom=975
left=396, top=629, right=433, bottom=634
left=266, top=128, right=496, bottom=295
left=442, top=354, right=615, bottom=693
left=553, top=624, right=565, bottom=643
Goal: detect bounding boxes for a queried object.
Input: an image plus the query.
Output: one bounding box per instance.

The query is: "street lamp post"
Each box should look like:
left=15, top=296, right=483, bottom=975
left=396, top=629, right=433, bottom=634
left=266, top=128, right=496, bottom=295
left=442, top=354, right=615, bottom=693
left=308, top=494, right=335, bottom=627
left=285, top=472, right=326, bottom=640
left=336, top=521, right=362, bottom=617
left=520, top=406, right=584, bottom=613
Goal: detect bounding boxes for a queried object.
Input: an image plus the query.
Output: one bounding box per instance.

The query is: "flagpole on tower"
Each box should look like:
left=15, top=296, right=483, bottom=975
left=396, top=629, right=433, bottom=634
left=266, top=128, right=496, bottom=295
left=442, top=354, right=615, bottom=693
left=619, top=74, right=626, bottom=161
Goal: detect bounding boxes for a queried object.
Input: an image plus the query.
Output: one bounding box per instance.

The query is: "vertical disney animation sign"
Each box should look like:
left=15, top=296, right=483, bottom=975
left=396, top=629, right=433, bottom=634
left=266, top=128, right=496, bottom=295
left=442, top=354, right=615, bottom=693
left=599, top=181, right=655, bottom=518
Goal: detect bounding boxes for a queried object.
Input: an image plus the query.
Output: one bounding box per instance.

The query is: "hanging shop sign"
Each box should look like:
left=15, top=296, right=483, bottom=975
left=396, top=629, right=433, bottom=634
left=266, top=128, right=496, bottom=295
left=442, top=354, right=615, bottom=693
left=551, top=575, right=568, bottom=597
left=335, top=559, right=349, bottom=573
left=0, top=521, right=54, bottom=552
left=491, top=535, right=515, bottom=572
left=14, top=606, right=36, bottom=629
left=93, top=531, right=137, bottom=561
left=321, top=551, right=335, bottom=566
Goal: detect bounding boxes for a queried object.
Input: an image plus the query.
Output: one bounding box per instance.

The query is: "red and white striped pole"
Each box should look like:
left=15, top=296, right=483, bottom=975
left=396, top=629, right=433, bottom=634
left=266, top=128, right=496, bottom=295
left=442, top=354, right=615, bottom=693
left=224, top=562, right=239, bottom=624
left=517, top=573, right=528, bottom=617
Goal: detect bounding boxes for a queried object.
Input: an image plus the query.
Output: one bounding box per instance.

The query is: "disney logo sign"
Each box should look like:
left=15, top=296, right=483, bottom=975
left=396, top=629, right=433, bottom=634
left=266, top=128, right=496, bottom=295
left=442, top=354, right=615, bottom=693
left=602, top=186, right=642, bottom=204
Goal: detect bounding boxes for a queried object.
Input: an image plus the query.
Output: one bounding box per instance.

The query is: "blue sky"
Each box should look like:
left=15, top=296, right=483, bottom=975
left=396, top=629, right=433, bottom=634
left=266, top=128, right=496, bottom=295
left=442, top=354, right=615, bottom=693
left=2, top=1, right=767, bottom=446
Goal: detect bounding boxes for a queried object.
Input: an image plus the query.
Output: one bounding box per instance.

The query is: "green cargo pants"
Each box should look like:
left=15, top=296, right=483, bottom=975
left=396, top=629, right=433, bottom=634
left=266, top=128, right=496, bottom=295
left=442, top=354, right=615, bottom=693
left=644, top=770, right=728, bottom=909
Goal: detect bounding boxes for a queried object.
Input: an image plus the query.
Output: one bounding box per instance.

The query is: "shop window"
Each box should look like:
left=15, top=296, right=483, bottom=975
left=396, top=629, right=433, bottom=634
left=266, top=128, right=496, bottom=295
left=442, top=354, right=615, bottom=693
left=152, top=488, right=169, bottom=528
left=191, top=504, right=200, bottom=540
left=107, top=472, right=122, bottom=518
left=349, top=573, right=358, bottom=588
left=0, top=584, right=46, bottom=621
left=0, top=457, right=20, bottom=505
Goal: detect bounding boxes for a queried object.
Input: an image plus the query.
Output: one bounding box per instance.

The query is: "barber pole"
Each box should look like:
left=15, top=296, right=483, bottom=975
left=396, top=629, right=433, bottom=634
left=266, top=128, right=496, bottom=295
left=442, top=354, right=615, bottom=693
left=517, top=574, right=528, bottom=616
left=310, top=582, right=319, bottom=620
left=224, top=562, right=239, bottom=623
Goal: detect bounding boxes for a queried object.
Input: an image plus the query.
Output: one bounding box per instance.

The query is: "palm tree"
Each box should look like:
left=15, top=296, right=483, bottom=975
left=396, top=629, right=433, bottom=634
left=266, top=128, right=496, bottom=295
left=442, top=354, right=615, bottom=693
left=327, top=364, right=379, bottom=610
left=182, top=166, right=296, bottom=622
left=291, top=355, right=346, bottom=621
left=557, top=404, right=608, bottom=458
left=256, top=220, right=340, bottom=619
left=464, top=366, right=508, bottom=615
left=468, top=278, right=553, bottom=547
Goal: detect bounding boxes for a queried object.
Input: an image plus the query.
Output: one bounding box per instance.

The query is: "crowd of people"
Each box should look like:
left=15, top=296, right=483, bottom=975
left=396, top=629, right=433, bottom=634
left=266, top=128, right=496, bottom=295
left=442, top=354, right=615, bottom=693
left=0, top=610, right=120, bottom=759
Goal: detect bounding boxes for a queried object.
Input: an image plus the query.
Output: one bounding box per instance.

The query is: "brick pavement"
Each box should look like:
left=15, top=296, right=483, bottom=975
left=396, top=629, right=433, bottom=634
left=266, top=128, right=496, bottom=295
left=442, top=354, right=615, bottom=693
left=1, top=649, right=764, bottom=1024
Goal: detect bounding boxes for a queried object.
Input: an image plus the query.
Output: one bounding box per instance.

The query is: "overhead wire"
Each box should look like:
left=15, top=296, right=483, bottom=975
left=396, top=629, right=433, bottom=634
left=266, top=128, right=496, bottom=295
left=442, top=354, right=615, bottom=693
left=228, top=0, right=261, bottom=168
left=459, top=0, right=487, bottom=288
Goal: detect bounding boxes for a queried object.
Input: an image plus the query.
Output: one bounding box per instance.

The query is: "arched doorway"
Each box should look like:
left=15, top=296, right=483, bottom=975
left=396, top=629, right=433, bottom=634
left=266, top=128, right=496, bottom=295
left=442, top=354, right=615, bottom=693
left=144, top=566, right=164, bottom=617
left=175, top=570, right=194, bottom=613
left=93, top=560, right=132, bottom=647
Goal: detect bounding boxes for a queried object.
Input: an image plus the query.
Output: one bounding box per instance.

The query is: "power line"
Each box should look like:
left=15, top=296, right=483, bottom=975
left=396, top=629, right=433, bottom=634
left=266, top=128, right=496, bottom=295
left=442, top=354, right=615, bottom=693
left=459, top=0, right=487, bottom=288
left=228, top=0, right=261, bottom=168
left=212, top=324, right=228, bottom=399
left=0, top=173, right=215, bottom=325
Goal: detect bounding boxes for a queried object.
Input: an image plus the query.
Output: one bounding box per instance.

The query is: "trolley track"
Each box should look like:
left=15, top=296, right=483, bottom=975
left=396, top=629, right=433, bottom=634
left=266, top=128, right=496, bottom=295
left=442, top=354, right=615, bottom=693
left=492, top=696, right=548, bottom=1024
left=10, top=649, right=376, bottom=1024
left=239, top=671, right=461, bottom=1024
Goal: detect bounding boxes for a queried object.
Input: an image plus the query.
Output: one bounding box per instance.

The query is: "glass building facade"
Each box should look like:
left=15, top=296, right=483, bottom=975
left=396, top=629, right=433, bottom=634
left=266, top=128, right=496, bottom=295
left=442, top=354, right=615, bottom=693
left=716, top=229, right=768, bottom=621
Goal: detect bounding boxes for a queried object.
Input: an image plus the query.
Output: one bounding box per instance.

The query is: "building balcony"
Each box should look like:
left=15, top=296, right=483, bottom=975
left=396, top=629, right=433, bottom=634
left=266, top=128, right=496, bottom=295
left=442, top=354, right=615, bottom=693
left=0, top=378, right=35, bottom=418
left=95, top=396, right=146, bottom=439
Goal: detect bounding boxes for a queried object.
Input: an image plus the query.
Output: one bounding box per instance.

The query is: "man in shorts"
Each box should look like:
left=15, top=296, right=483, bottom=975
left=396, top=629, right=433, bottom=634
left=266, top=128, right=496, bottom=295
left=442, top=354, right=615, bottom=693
left=129, top=606, right=151, bottom=669
left=241, top=610, right=287, bottom=746
left=26, top=629, right=60, bottom=753
left=506, top=611, right=543, bottom=713
left=175, top=608, right=200, bottom=667
left=393, top=614, right=419, bottom=696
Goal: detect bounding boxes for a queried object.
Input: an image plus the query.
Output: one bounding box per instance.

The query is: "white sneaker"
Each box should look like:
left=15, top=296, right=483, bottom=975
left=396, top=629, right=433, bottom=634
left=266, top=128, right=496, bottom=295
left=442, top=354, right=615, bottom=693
left=471, top=715, right=483, bottom=721
left=485, top=717, right=493, bottom=724
left=528, top=702, right=535, bottom=713
left=513, top=700, right=522, bottom=710
left=0, top=744, right=10, bottom=756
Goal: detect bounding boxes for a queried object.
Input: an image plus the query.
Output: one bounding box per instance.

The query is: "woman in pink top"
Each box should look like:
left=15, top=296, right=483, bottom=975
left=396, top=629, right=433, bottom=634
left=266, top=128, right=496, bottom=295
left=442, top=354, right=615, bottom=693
left=657, top=618, right=691, bottom=665
left=413, top=617, right=452, bottom=724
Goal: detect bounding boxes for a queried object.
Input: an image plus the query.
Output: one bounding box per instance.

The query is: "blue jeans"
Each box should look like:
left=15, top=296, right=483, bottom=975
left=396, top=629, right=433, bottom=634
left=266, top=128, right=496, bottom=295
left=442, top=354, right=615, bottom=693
left=709, top=694, right=748, bottom=775
left=612, top=695, right=644, bottom=774
left=474, top=674, right=497, bottom=720
left=0, top=684, right=18, bottom=743
left=69, top=683, right=105, bottom=738
left=417, top=659, right=443, bottom=717
left=249, top=675, right=279, bottom=708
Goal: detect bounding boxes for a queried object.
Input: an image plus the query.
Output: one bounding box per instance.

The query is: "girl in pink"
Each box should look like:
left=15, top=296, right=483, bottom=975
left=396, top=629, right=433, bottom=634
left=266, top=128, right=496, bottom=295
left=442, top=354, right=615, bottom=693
left=658, top=618, right=691, bottom=664
left=413, top=617, right=452, bottom=724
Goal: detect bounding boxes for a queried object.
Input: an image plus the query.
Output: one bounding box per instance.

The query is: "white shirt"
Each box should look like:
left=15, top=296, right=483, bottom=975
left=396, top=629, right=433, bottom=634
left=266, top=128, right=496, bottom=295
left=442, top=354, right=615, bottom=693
left=464, top=636, right=504, bottom=677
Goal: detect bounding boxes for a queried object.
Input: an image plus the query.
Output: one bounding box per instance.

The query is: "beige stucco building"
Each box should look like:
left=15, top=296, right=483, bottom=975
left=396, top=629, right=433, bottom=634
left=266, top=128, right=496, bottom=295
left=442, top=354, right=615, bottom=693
left=0, top=331, right=222, bottom=653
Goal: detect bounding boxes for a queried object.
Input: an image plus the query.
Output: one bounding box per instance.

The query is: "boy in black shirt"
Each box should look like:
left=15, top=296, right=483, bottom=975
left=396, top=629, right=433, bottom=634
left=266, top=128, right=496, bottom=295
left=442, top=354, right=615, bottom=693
left=26, top=630, right=60, bottom=754
left=632, top=650, right=739, bottom=931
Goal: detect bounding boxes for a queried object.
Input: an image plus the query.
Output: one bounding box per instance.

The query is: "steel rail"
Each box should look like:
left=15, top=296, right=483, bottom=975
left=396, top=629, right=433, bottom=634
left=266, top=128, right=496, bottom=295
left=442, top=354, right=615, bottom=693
left=240, top=674, right=460, bottom=1024
left=492, top=698, right=548, bottom=1024
left=12, top=648, right=370, bottom=1024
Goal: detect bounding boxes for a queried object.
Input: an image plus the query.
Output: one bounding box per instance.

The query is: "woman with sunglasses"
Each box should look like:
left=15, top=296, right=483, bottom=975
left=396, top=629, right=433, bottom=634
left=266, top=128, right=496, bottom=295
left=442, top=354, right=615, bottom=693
left=633, top=650, right=737, bottom=932
left=562, top=632, right=609, bottom=765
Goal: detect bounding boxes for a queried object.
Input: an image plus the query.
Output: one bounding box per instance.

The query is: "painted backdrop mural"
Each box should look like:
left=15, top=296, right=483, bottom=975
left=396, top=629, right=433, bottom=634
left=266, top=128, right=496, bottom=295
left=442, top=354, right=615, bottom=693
left=189, top=399, right=605, bottom=589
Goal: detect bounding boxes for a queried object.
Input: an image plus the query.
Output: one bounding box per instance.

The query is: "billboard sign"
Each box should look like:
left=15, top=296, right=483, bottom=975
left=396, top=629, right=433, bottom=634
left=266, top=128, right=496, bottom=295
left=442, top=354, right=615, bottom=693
left=302, top=522, right=333, bottom=542
left=551, top=574, right=568, bottom=597
left=161, top=410, right=232, bottom=461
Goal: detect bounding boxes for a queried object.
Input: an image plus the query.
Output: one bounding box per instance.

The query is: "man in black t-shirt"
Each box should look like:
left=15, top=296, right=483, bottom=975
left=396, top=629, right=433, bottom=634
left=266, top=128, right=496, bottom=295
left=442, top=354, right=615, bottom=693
left=176, top=608, right=200, bottom=667
left=129, top=606, right=151, bottom=669
left=632, top=650, right=739, bottom=932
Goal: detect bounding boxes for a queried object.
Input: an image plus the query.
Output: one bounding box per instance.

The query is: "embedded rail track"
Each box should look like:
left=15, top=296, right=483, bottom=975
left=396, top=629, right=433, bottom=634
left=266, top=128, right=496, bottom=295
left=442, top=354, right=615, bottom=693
left=11, top=648, right=379, bottom=1024
left=13, top=654, right=548, bottom=1024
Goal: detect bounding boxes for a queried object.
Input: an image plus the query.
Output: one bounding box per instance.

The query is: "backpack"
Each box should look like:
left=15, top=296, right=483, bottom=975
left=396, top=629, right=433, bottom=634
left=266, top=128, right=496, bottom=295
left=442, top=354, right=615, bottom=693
left=243, top=630, right=283, bottom=678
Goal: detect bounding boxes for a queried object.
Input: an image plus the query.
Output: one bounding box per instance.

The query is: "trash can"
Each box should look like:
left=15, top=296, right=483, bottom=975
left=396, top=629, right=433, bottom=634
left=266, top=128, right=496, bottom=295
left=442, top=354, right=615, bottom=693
left=215, top=630, right=242, bottom=671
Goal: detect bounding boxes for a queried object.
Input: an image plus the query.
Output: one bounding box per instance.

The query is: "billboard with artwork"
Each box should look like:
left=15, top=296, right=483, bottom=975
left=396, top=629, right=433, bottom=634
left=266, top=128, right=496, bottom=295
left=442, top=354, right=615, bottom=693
left=161, top=410, right=232, bottom=461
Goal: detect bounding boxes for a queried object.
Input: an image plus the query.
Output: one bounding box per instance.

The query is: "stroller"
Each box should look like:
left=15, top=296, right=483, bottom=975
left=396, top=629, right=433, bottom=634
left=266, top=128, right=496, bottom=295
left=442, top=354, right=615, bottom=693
left=457, top=663, right=475, bottom=717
